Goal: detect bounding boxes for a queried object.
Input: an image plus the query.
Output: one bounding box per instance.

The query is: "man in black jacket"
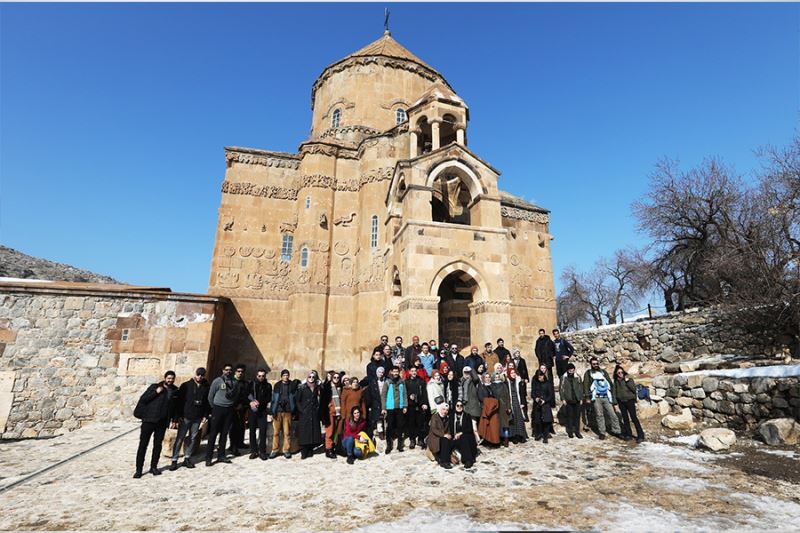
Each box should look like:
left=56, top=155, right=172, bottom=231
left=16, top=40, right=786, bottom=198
left=535, top=329, right=556, bottom=383
left=405, top=366, right=428, bottom=449
left=134, top=370, right=178, bottom=478
left=248, top=368, right=273, bottom=460
left=227, top=364, right=249, bottom=456
left=170, top=367, right=210, bottom=470
left=552, top=329, right=575, bottom=382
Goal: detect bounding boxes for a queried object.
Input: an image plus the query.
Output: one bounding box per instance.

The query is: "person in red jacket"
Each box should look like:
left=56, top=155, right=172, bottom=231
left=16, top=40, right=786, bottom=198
left=342, top=406, right=368, bottom=464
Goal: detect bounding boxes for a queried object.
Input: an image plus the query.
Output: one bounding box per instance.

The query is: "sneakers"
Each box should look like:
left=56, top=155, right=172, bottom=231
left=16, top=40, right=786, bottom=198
left=169, top=461, right=178, bottom=471
left=269, top=452, right=279, bottom=459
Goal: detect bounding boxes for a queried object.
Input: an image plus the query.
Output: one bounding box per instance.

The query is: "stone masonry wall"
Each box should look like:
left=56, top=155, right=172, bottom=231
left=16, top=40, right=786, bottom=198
left=563, top=306, right=790, bottom=365
left=651, top=373, right=800, bottom=429
left=0, top=285, right=225, bottom=439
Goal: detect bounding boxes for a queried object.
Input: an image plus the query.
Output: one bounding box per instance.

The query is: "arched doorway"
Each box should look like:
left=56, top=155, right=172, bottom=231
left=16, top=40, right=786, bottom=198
left=437, top=271, right=478, bottom=349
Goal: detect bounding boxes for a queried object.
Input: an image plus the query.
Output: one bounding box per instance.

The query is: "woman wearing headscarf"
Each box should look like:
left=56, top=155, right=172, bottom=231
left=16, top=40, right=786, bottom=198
left=427, top=370, right=445, bottom=411
left=505, top=367, right=528, bottom=443
left=477, top=372, right=500, bottom=445
left=531, top=369, right=555, bottom=443
left=427, top=403, right=453, bottom=469
left=490, top=371, right=512, bottom=447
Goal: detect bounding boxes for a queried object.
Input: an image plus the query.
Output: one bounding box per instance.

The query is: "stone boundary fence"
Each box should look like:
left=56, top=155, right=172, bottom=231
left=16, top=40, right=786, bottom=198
left=562, top=306, right=792, bottom=365
left=0, top=281, right=227, bottom=439
left=652, top=373, right=800, bottom=429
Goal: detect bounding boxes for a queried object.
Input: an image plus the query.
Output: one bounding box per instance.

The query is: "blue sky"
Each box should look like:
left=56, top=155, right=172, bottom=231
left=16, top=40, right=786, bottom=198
left=1, top=3, right=798, bottom=300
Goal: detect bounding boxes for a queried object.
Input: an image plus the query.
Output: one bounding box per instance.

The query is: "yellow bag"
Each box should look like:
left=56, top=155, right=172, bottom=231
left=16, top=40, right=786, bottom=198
left=353, top=431, right=375, bottom=459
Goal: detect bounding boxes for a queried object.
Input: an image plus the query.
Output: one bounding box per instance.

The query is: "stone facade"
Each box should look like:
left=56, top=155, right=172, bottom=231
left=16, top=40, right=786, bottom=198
left=0, top=281, right=225, bottom=438
left=563, top=306, right=791, bottom=365
left=209, top=31, right=556, bottom=377
left=651, top=373, right=800, bottom=429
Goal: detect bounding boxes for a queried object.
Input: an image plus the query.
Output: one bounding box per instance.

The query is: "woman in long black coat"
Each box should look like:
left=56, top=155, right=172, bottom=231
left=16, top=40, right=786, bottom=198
left=295, top=372, right=323, bottom=459
left=531, top=369, right=555, bottom=443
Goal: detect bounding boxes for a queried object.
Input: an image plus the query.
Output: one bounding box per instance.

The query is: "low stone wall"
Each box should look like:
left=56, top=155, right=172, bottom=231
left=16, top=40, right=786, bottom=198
left=563, top=306, right=791, bottom=365
left=652, top=373, right=800, bottom=429
left=0, top=282, right=226, bottom=438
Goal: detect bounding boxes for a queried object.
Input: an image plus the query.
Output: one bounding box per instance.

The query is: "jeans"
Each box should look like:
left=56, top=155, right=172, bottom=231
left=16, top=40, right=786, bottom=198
left=618, top=399, right=644, bottom=439
left=249, top=410, right=271, bottom=454
left=205, top=405, right=234, bottom=460
left=171, top=417, right=202, bottom=462
left=272, top=411, right=292, bottom=453
left=593, top=397, right=621, bottom=435
left=342, top=436, right=363, bottom=458
left=137, top=420, right=167, bottom=472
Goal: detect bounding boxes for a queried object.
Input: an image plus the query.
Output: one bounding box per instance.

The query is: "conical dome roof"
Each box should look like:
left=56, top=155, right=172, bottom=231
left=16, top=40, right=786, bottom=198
left=342, top=31, right=439, bottom=74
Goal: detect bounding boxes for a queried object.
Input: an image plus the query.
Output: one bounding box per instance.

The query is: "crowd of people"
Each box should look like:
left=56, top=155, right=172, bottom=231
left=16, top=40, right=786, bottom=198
left=132, top=329, right=646, bottom=478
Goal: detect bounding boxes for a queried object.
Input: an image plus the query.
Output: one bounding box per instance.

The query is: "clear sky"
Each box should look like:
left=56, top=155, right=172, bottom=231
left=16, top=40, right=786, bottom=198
left=1, top=2, right=798, bottom=298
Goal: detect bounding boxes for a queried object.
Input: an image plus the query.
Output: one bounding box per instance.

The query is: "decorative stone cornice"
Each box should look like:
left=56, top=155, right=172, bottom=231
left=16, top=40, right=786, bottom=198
left=311, top=56, right=450, bottom=110
left=500, top=205, right=550, bottom=224
left=398, top=296, right=440, bottom=313
left=469, top=300, right=512, bottom=315
left=220, top=167, right=394, bottom=200
left=319, top=125, right=382, bottom=140
left=224, top=147, right=300, bottom=170
left=299, top=142, right=360, bottom=160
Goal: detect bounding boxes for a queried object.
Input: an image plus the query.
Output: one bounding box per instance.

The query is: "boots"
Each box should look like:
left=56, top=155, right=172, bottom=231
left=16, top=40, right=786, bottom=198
left=397, top=438, right=405, bottom=452
left=409, top=438, right=417, bottom=450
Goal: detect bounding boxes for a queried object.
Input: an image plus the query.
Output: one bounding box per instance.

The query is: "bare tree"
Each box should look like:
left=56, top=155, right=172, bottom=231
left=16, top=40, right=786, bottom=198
left=632, top=158, right=743, bottom=310
left=558, top=248, right=648, bottom=328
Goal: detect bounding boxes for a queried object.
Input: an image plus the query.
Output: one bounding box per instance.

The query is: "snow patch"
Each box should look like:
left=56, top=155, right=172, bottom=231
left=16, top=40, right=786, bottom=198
left=758, top=448, right=798, bottom=459
left=646, top=476, right=717, bottom=493
left=352, top=513, right=539, bottom=532
left=667, top=434, right=700, bottom=448
left=0, top=277, right=54, bottom=284
left=632, top=442, right=716, bottom=473
left=684, top=364, right=800, bottom=379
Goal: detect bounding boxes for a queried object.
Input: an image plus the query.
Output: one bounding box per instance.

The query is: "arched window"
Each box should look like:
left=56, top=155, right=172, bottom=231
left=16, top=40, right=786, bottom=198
left=300, top=246, right=309, bottom=269
left=305, top=195, right=311, bottom=210
left=395, top=108, right=407, bottom=125
left=280, top=234, right=293, bottom=262
left=370, top=215, right=379, bottom=251
left=331, top=109, right=341, bottom=128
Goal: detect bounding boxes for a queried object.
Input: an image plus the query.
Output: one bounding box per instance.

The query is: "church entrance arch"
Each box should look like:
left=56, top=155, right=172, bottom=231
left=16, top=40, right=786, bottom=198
left=437, top=271, right=477, bottom=349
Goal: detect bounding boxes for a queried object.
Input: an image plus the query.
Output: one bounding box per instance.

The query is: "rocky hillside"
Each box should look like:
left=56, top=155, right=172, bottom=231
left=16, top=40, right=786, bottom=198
left=0, top=245, right=119, bottom=284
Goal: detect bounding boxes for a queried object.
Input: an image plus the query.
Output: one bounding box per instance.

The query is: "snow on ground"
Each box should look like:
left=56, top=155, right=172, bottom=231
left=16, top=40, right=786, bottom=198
left=631, top=442, right=716, bottom=473
left=646, top=476, right=718, bottom=493
left=757, top=448, right=798, bottom=459
left=685, top=364, right=800, bottom=379
left=666, top=434, right=700, bottom=448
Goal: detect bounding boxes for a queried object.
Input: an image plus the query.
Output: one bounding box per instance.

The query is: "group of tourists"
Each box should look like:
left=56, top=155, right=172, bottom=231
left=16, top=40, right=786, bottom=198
left=132, top=329, right=646, bottom=478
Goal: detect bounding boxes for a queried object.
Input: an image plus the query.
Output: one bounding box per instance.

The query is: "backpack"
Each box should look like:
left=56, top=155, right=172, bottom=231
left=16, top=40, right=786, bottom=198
left=636, top=384, right=651, bottom=403
left=133, top=392, right=148, bottom=419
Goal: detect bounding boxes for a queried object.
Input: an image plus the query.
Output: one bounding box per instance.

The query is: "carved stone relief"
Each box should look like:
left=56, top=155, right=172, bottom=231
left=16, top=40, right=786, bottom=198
left=334, top=213, right=357, bottom=227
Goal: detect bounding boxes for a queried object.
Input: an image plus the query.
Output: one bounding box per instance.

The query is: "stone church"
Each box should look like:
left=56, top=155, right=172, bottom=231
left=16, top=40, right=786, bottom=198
left=208, top=30, right=556, bottom=376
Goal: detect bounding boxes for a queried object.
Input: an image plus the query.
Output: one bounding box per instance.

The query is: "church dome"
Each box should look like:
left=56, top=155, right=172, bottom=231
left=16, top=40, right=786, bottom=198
left=308, top=32, right=454, bottom=141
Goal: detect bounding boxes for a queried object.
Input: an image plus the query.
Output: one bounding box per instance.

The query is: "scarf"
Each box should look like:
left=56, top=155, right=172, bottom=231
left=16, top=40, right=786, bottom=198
left=331, top=385, right=342, bottom=417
